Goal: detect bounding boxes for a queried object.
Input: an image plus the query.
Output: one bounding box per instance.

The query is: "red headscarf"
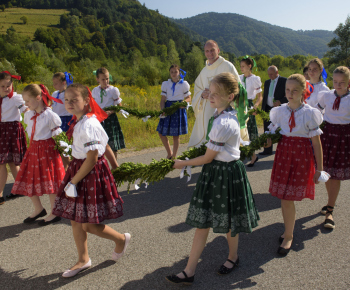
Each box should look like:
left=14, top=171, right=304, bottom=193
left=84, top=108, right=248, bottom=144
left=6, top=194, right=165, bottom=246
left=39, top=84, right=63, bottom=106
left=0, top=71, right=21, bottom=98
left=66, top=86, right=108, bottom=140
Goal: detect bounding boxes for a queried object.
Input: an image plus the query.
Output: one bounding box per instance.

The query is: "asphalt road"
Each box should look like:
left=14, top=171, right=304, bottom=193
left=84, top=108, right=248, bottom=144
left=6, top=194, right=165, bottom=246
left=1, top=144, right=349, bottom=290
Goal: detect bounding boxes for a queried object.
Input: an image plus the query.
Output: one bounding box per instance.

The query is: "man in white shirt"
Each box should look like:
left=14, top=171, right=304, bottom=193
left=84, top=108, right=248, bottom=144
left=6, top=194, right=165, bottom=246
left=188, top=40, right=240, bottom=148
left=260, top=66, right=287, bottom=155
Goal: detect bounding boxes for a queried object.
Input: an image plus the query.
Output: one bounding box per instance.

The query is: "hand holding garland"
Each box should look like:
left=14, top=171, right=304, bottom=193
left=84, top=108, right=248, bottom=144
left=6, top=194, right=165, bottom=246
left=248, top=108, right=270, bottom=121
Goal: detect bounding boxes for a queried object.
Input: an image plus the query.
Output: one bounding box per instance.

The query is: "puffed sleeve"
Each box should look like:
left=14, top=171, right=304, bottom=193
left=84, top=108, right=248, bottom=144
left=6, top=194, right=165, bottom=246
left=206, top=118, right=236, bottom=152
left=316, top=90, right=327, bottom=112
left=183, top=81, right=191, bottom=98
left=113, top=87, right=122, bottom=105
left=91, top=87, right=99, bottom=101
left=307, top=108, right=323, bottom=138
left=267, top=106, right=280, bottom=133
left=48, top=111, right=62, bottom=136
left=161, top=81, right=167, bottom=97
left=80, top=119, right=108, bottom=154
left=14, top=94, right=27, bottom=113
left=253, top=76, right=262, bottom=95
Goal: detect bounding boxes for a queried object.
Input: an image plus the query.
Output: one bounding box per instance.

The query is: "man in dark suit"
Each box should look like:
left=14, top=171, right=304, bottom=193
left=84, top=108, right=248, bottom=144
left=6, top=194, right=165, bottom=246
left=260, top=66, right=287, bottom=155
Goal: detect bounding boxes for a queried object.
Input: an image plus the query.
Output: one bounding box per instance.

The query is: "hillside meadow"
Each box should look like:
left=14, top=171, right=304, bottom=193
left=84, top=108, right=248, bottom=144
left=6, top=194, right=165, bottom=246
left=0, top=8, right=68, bottom=38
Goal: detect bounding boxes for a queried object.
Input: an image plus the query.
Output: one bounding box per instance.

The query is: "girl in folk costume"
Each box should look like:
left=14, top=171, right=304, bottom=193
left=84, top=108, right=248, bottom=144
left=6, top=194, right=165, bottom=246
left=53, top=84, right=128, bottom=278
left=157, top=64, right=191, bottom=159
left=317, top=66, right=350, bottom=229
left=11, top=84, right=65, bottom=226
left=0, top=71, right=28, bottom=205
left=52, top=72, right=74, bottom=170
left=266, top=74, right=324, bottom=256
left=166, top=73, right=259, bottom=285
left=239, top=56, right=263, bottom=167
left=305, top=58, right=329, bottom=108
left=91, top=67, right=124, bottom=166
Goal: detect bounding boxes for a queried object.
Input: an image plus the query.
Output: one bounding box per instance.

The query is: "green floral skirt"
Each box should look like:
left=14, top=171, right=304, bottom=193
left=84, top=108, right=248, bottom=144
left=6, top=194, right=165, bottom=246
left=101, top=113, right=125, bottom=151
left=247, top=100, right=259, bottom=141
left=186, top=159, right=259, bottom=237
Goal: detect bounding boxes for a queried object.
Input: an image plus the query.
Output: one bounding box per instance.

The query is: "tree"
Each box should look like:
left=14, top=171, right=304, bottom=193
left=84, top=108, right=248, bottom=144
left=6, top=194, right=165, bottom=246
left=20, top=16, right=28, bottom=25
left=0, top=5, right=5, bottom=12
left=326, top=16, right=350, bottom=66
left=167, top=39, right=180, bottom=65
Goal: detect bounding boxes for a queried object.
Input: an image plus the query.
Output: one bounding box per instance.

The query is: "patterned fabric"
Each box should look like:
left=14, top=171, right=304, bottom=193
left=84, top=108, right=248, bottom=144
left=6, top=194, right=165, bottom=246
left=12, top=138, right=65, bottom=197
left=185, top=159, right=259, bottom=237
left=101, top=113, right=125, bottom=151
left=321, top=122, right=350, bottom=180
left=0, top=121, right=27, bottom=165
left=53, top=156, right=124, bottom=224
left=209, top=140, right=225, bottom=146
left=269, top=136, right=315, bottom=201
left=60, top=115, right=73, bottom=132
left=84, top=141, right=101, bottom=147
left=156, top=100, right=188, bottom=136
left=247, top=100, right=259, bottom=141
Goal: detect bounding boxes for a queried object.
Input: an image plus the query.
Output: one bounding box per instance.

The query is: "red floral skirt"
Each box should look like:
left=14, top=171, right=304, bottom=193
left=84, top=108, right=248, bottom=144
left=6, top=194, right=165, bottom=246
left=269, top=136, right=315, bottom=201
left=321, top=122, right=350, bottom=180
left=52, top=156, right=123, bottom=224
left=12, top=138, right=65, bottom=197
left=0, top=121, right=27, bottom=165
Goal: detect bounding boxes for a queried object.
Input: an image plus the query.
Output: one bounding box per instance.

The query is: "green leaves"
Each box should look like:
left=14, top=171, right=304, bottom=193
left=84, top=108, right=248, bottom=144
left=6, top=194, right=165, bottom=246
left=52, top=132, right=72, bottom=158
left=248, top=107, right=270, bottom=121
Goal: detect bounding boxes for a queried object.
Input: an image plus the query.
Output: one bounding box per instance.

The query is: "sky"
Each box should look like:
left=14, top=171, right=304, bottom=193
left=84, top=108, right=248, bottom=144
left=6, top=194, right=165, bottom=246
left=141, top=0, right=349, bottom=31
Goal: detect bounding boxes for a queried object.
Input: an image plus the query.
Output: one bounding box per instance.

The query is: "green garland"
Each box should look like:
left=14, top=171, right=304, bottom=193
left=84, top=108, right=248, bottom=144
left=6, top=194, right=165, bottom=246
left=248, top=108, right=270, bottom=121
left=112, top=143, right=207, bottom=191
left=104, top=101, right=188, bottom=119
left=53, top=132, right=72, bottom=158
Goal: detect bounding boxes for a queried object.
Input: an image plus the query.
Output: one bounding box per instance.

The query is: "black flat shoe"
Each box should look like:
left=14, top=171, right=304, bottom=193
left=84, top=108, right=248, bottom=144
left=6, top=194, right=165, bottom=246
left=0, top=197, right=5, bottom=205
left=277, top=246, right=291, bottom=256
left=247, top=156, right=259, bottom=167
left=38, top=216, right=61, bottom=227
left=6, top=193, right=19, bottom=199
left=23, top=209, right=47, bottom=224
left=165, top=271, right=194, bottom=285
left=217, top=257, right=239, bottom=275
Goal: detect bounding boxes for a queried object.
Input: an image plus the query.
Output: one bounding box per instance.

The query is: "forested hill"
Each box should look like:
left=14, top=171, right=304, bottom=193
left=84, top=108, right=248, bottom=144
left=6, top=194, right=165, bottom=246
left=173, top=12, right=334, bottom=57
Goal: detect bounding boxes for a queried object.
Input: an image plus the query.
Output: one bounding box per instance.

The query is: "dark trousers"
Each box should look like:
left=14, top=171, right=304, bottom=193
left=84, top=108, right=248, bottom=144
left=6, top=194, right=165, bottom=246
left=263, top=105, right=273, bottom=153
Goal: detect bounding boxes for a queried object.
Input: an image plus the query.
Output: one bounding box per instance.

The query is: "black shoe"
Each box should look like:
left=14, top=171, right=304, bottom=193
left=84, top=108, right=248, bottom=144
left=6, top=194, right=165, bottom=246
left=23, top=209, right=47, bottom=224
left=247, top=156, right=259, bottom=167
left=37, top=216, right=61, bottom=227
left=324, top=208, right=335, bottom=229
left=217, top=257, right=239, bottom=275
left=277, top=240, right=292, bottom=257
left=6, top=193, right=19, bottom=199
left=165, top=271, right=194, bottom=285
left=0, top=197, right=5, bottom=205
left=259, top=151, right=272, bottom=156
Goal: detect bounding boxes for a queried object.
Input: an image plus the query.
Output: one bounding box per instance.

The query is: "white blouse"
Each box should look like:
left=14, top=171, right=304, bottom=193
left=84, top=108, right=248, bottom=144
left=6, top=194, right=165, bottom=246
left=317, top=89, right=350, bottom=124
left=51, top=91, right=72, bottom=117
left=161, top=79, right=191, bottom=101
left=0, top=92, right=27, bottom=122
left=305, top=82, right=329, bottom=108
left=91, top=85, right=122, bottom=109
left=269, top=103, right=323, bottom=138
left=24, top=108, right=62, bottom=140
left=239, top=74, right=262, bottom=100
left=71, top=115, right=108, bottom=159
left=206, top=109, right=241, bottom=162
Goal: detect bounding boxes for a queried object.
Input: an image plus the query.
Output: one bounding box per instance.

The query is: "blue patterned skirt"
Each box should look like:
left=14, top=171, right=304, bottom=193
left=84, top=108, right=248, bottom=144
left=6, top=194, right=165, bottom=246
left=60, top=116, right=73, bottom=132
left=156, top=100, right=188, bottom=136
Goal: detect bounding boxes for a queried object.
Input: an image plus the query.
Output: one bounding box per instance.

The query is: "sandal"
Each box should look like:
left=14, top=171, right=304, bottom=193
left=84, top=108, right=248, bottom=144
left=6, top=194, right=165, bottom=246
left=217, top=257, right=239, bottom=275
left=324, top=207, right=335, bottom=229
left=166, top=271, right=194, bottom=285
left=320, top=205, right=330, bottom=215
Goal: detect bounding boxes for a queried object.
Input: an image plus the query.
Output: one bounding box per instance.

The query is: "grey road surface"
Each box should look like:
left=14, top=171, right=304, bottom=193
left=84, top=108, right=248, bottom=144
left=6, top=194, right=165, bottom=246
left=1, top=144, right=349, bottom=289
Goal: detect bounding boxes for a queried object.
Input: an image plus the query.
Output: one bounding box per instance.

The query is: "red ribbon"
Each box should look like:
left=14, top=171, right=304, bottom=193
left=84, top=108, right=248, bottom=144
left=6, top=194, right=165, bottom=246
left=1, top=71, right=21, bottom=98
left=332, top=95, right=341, bottom=110
left=39, top=84, right=63, bottom=106
left=30, top=112, right=40, bottom=146
left=66, top=87, right=108, bottom=141
left=289, top=110, right=296, bottom=132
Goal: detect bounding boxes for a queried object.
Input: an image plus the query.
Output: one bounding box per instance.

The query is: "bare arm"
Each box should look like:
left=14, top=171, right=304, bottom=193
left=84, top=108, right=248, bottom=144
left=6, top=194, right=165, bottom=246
left=173, top=148, right=218, bottom=168
left=254, top=92, right=263, bottom=108
left=70, top=150, right=99, bottom=185
left=160, top=95, right=166, bottom=110
left=311, top=135, right=323, bottom=184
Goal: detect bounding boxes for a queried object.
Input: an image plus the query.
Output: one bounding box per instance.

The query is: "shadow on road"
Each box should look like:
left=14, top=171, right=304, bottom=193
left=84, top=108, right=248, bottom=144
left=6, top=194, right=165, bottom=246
left=120, top=213, right=322, bottom=290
